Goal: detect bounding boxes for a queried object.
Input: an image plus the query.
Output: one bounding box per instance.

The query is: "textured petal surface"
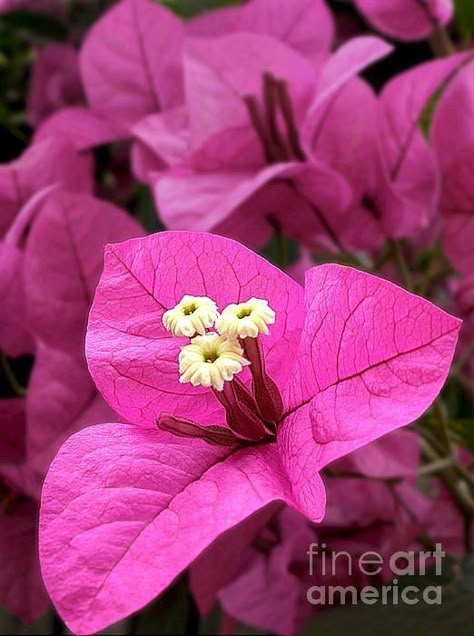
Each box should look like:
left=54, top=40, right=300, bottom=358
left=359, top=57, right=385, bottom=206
left=39, top=424, right=294, bottom=634
left=355, top=0, right=453, bottom=41
left=86, top=232, right=304, bottom=427
left=279, top=264, right=460, bottom=474
left=80, top=0, right=183, bottom=128
left=0, top=500, right=49, bottom=623
left=23, top=191, right=143, bottom=355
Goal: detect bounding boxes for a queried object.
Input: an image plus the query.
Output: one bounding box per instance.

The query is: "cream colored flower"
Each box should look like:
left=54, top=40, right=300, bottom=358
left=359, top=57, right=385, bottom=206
left=162, top=295, right=218, bottom=337
left=216, top=298, right=275, bottom=339
left=179, top=333, right=250, bottom=391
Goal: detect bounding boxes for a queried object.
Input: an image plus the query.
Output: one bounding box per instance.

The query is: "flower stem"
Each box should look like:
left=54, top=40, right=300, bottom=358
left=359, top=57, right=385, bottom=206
left=390, top=239, right=413, bottom=291
left=420, top=436, right=474, bottom=517
left=429, top=24, right=456, bottom=58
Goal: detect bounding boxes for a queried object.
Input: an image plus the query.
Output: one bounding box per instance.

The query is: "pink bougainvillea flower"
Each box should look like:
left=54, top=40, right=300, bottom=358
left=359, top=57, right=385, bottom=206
left=27, top=44, right=84, bottom=128
left=187, top=0, right=335, bottom=65
left=3, top=190, right=143, bottom=487
left=355, top=0, right=454, bottom=41
left=40, top=231, right=460, bottom=633
left=308, top=54, right=473, bottom=247
left=0, top=138, right=92, bottom=357
left=0, top=191, right=142, bottom=622
left=149, top=34, right=392, bottom=251
left=22, top=190, right=143, bottom=357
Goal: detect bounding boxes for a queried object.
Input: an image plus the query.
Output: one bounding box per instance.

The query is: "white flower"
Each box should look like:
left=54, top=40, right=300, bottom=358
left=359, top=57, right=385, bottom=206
left=179, top=333, right=250, bottom=391
left=162, top=295, right=218, bottom=338
left=216, top=298, right=275, bottom=339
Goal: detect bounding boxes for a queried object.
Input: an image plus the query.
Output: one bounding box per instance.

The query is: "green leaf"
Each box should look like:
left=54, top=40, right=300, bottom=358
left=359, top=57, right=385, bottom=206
left=455, top=0, right=474, bottom=37
left=154, top=0, right=239, bottom=18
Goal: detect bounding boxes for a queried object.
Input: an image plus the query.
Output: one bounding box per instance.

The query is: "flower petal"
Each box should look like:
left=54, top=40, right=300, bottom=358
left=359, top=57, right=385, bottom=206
left=39, top=424, right=292, bottom=633
left=23, top=191, right=143, bottom=355
left=80, top=0, right=183, bottom=128
left=355, top=0, right=454, bottom=41
left=188, top=0, right=334, bottom=64
left=280, top=264, right=460, bottom=472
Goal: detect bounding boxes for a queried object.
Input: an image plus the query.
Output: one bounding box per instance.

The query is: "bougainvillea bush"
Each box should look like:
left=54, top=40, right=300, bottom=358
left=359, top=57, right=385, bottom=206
left=0, top=1, right=472, bottom=634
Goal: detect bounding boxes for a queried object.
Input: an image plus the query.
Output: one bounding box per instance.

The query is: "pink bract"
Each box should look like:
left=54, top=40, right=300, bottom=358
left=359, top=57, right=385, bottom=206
left=23, top=190, right=144, bottom=357
left=151, top=34, right=392, bottom=251
left=0, top=137, right=92, bottom=238
left=80, top=0, right=184, bottom=131
left=27, top=44, right=84, bottom=127
left=40, top=231, right=460, bottom=633
left=187, top=0, right=334, bottom=64
left=355, top=0, right=454, bottom=41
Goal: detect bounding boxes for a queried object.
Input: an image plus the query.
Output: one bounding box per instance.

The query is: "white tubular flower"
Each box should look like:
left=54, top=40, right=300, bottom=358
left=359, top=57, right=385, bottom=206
left=162, top=295, right=218, bottom=338
left=216, top=298, right=275, bottom=339
left=179, top=333, right=250, bottom=391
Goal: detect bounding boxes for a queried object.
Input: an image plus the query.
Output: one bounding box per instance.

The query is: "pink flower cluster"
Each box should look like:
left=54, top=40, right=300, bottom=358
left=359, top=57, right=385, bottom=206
left=0, top=0, right=472, bottom=634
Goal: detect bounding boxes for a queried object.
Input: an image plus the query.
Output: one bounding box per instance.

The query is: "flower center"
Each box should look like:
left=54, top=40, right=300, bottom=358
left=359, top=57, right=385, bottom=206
left=182, top=301, right=197, bottom=315
left=237, top=307, right=252, bottom=318
left=160, top=294, right=283, bottom=445
left=244, top=72, right=305, bottom=165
